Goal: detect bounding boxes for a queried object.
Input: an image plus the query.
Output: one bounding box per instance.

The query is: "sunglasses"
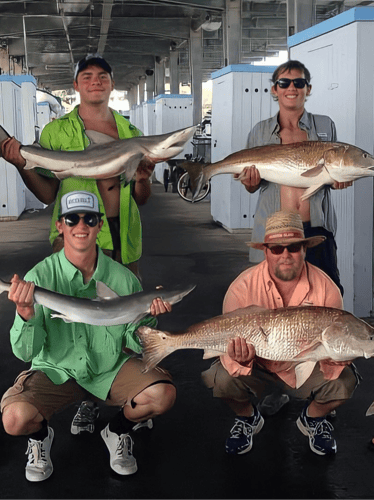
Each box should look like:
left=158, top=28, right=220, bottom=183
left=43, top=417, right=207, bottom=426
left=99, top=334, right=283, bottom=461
left=63, top=213, right=101, bottom=227
left=265, top=243, right=304, bottom=255
left=274, top=78, right=309, bottom=89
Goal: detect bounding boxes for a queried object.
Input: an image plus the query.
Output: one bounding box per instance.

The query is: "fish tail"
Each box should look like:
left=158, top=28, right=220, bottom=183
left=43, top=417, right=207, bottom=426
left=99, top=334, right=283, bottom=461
left=0, top=278, right=10, bottom=294
left=180, top=161, right=210, bottom=201
left=136, top=326, right=175, bottom=372
left=0, top=125, right=11, bottom=152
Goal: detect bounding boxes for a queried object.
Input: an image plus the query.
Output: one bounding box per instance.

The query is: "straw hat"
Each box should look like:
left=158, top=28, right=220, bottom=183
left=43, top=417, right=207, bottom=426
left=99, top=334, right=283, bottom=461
left=247, top=211, right=326, bottom=250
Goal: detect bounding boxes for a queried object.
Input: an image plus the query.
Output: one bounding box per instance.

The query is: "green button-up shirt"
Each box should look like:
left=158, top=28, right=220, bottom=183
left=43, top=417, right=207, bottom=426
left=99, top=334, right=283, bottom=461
left=10, top=248, right=156, bottom=400
left=39, top=106, right=143, bottom=265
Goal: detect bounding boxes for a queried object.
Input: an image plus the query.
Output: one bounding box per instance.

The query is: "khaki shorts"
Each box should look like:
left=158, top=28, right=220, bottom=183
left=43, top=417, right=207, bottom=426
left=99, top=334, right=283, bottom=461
left=202, top=359, right=359, bottom=404
left=1, top=358, right=172, bottom=421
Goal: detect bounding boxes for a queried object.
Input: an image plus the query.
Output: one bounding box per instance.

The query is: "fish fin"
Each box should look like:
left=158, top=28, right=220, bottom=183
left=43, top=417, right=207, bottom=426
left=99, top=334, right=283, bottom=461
left=0, top=278, right=10, bottom=294
left=366, top=402, right=374, bottom=416
left=294, top=361, right=317, bottom=388
left=50, top=313, right=73, bottom=323
left=299, top=184, right=324, bottom=201
left=300, top=162, right=325, bottom=178
left=136, top=326, right=174, bottom=372
left=52, top=169, right=74, bottom=180
left=85, top=130, right=117, bottom=145
left=95, top=281, right=119, bottom=300
left=203, top=349, right=226, bottom=359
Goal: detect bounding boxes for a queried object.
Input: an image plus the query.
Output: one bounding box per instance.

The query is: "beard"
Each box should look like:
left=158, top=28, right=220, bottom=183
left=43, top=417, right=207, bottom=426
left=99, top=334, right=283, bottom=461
left=274, top=265, right=299, bottom=282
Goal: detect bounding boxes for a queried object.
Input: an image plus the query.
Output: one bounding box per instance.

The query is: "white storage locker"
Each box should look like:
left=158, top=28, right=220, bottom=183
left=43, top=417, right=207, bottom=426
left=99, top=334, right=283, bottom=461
left=289, top=6, right=374, bottom=316
left=142, top=99, right=156, bottom=136
left=210, top=65, right=278, bottom=231
left=37, top=102, right=54, bottom=133
left=0, top=76, right=25, bottom=220
left=154, top=94, right=194, bottom=158
left=129, top=104, right=144, bottom=133
left=154, top=94, right=194, bottom=183
left=18, top=76, right=46, bottom=211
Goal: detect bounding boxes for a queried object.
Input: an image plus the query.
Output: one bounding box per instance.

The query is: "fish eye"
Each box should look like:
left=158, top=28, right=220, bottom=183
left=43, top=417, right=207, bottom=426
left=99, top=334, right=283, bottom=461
left=363, top=153, right=368, bottom=158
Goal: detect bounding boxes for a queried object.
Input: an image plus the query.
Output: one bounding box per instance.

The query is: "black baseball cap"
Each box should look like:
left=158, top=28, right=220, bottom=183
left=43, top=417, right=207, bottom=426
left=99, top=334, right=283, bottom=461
left=74, top=53, right=113, bottom=81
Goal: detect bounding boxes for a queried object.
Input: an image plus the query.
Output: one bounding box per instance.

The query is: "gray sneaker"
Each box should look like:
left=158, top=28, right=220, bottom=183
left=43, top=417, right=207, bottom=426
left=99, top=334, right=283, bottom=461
left=25, top=427, right=54, bottom=482
left=101, top=424, right=138, bottom=475
left=71, top=401, right=99, bottom=435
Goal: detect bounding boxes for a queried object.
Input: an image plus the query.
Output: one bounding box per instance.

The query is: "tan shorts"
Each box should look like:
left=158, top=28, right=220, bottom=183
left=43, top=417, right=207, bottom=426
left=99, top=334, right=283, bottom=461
left=202, top=359, right=358, bottom=404
left=1, top=358, right=172, bottom=421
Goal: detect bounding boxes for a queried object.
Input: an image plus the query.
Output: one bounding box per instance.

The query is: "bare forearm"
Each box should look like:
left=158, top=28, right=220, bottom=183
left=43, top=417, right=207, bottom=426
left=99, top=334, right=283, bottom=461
left=18, top=169, right=59, bottom=205
left=133, top=178, right=151, bottom=205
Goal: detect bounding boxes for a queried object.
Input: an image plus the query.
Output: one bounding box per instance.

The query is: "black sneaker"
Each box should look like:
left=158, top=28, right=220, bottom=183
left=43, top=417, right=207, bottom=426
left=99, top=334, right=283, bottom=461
left=296, top=404, right=337, bottom=455
left=225, top=406, right=264, bottom=455
left=71, top=401, right=99, bottom=435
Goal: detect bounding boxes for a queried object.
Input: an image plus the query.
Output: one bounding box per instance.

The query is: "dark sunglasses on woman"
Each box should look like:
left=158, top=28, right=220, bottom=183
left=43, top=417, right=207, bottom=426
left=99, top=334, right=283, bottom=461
left=274, top=78, right=309, bottom=89
left=63, top=213, right=101, bottom=227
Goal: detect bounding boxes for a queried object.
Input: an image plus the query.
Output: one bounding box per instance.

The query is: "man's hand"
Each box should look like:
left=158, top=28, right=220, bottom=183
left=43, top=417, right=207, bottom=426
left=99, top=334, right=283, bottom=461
left=220, top=337, right=256, bottom=377
left=234, top=165, right=261, bottom=193
left=1, top=137, right=26, bottom=169
left=135, top=164, right=154, bottom=183
left=332, top=181, right=353, bottom=190
left=8, top=274, right=35, bottom=321
left=150, top=297, right=172, bottom=317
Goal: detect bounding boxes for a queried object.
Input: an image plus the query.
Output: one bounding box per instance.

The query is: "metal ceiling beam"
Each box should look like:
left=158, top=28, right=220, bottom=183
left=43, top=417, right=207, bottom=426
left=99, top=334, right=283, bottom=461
left=138, top=0, right=225, bottom=11
left=97, top=0, right=114, bottom=55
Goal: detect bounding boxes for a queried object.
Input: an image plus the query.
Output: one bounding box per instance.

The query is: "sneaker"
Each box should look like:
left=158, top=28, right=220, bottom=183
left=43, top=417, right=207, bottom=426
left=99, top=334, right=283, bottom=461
left=71, top=401, right=99, bottom=435
left=296, top=404, right=337, bottom=456
left=101, top=424, right=138, bottom=475
left=225, top=406, right=264, bottom=455
left=25, top=426, right=54, bottom=482
left=258, top=393, right=290, bottom=416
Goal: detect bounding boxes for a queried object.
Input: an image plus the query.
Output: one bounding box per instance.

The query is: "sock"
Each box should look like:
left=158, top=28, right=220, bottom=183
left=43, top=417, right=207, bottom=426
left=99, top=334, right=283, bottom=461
left=109, top=410, right=133, bottom=435
left=29, top=419, right=48, bottom=441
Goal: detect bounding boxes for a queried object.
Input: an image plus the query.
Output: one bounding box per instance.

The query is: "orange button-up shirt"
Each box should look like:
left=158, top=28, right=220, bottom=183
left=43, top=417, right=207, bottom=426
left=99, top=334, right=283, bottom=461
left=222, top=261, right=343, bottom=384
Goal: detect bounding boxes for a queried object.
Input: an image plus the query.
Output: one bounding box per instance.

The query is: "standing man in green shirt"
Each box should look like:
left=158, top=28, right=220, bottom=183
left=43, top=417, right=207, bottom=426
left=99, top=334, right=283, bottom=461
left=1, top=53, right=152, bottom=277
left=1, top=191, right=176, bottom=482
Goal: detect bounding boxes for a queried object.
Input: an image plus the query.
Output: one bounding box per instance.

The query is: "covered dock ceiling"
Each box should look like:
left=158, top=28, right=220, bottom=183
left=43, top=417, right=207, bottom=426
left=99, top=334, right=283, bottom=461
left=0, top=0, right=372, bottom=91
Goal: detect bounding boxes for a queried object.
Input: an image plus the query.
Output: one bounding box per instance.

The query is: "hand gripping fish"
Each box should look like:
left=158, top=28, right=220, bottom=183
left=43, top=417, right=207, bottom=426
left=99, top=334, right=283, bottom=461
left=0, top=125, right=196, bottom=182
left=182, top=141, right=374, bottom=202
left=137, top=305, right=374, bottom=391
left=0, top=279, right=195, bottom=326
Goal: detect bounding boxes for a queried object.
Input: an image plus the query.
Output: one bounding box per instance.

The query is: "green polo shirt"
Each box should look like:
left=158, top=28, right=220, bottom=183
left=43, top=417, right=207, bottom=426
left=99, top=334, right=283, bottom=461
left=39, top=106, right=143, bottom=265
left=10, top=248, right=156, bottom=400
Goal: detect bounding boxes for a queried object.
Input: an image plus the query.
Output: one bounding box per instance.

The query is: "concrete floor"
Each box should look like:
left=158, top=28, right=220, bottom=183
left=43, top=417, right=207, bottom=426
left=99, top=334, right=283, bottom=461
left=0, top=183, right=374, bottom=499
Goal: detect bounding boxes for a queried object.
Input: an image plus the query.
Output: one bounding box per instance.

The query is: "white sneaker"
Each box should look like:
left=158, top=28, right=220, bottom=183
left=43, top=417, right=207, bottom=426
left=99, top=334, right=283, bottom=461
left=25, top=427, right=54, bottom=482
left=101, top=424, right=137, bottom=475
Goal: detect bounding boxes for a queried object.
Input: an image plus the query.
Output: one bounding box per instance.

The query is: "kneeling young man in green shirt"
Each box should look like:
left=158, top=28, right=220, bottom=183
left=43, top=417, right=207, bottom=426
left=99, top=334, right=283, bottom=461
left=1, top=191, right=175, bottom=482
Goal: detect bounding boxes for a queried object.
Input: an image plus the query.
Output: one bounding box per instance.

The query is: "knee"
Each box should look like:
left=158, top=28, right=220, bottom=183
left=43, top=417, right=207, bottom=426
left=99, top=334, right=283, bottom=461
left=133, top=382, right=176, bottom=416
left=152, top=383, right=176, bottom=415
left=3, top=406, right=29, bottom=436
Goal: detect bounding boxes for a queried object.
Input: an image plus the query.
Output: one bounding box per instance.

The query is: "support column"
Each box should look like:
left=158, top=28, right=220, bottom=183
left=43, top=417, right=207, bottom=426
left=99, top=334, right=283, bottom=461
left=190, top=29, right=203, bottom=126
left=138, top=77, right=146, bottom=104
left=287, top=0, right=315, bottom=36
left=225, top=0, right=241, bottom=65
left=169, top=50, right=179, bottom=95
left=146, top=70, right=155, bottom=100
left=155, top=59, right=165, bottom=96
left=126, top=86, right=137, bottom=108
